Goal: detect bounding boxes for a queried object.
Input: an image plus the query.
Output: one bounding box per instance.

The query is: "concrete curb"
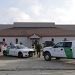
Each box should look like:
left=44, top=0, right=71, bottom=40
left=0, top=68, right=75, bottom=71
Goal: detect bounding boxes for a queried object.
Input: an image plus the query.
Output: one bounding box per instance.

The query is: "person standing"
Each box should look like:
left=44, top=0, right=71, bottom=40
left=50, top=38, right=55, bottom=46
left=36, top=43, right=42, bottom=58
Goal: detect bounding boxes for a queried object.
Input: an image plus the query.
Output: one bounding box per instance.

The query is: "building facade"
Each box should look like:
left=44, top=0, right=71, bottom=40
left=0, top=22, right=75, bottom=47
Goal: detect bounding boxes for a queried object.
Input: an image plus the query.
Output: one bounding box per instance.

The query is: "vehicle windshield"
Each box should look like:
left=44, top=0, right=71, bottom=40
left=16, top=45, right=28, bottom=49
left=44, top=41, right=55, bottom=47
left=7, top=44, right=28, bottom=49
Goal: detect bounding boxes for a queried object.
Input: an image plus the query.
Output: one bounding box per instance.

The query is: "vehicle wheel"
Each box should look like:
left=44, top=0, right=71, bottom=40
left=18, top=52, right=23, bottom=58
left=29, top=52, right=33, bottom=57
left=44, top=52, right=51, bottom=61
left=56, top=57, right=60, bottom=60
left=3, top=51, right=7, bottom=56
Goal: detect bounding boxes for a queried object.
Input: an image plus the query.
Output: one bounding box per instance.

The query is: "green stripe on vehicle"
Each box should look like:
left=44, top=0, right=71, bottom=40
left=64, top=48, right=73, bottom=59
left=6, top=48, right=10, bottom=54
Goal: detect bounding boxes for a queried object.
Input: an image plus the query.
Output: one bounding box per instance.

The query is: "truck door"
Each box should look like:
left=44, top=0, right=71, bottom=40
left=9, top=46, right=16, bottom=56
left=53, top=42, right=66, bottom=57
left=63, top=42, right=73, bottom=58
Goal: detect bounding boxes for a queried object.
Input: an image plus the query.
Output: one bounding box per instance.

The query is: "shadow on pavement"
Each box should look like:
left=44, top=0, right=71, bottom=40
left=0, top=55, right=29, bottom=60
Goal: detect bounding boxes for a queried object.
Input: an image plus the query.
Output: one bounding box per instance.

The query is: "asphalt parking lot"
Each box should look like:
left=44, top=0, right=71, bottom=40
left=0, top=70, right=75, bottom=75
left=0, top=55, right=75, bottom=70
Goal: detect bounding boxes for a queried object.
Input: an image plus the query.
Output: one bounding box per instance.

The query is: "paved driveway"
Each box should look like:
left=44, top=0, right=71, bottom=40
left=0, top=55, right=75, bottom=70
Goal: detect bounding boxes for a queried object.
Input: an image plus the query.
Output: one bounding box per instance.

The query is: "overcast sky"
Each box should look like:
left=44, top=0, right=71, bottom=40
left=0, top=0, right=75, bottom=24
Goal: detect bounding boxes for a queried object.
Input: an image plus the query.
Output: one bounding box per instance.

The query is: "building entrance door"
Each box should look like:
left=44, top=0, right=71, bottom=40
left=31, top=39, right=40, bottom=48
left=29, top=34, right=40, bottom=48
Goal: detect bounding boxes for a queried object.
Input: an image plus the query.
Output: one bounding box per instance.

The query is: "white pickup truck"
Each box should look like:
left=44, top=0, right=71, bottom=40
left=43, top=41, right=75, bottom=61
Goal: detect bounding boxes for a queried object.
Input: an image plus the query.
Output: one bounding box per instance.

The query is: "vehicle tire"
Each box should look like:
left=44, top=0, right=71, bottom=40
left=44, top=52, right=51, bottom=61
left=18, top=52, right=23, bottom=58
left=3, top=51, right=7, bottom=56
left=29, top=52, right=33, bottom=57
left=56, top=57, right=60, bottom=60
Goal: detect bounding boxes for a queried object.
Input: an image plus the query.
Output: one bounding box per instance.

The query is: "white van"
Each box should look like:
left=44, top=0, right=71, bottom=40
left=43, top=41, right=75, bottom=61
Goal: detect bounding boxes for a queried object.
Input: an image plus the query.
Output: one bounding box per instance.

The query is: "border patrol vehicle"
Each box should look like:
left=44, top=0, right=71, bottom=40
left=3, top=44, right=34, bottom=58
left=43, top=41, right=75, bottom=61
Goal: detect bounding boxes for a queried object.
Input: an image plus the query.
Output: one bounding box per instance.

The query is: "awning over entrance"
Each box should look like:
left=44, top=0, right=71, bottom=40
left=29, top=34, right=40, bottom=39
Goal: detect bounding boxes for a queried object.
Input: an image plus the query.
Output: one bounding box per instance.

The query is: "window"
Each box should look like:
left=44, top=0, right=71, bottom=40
left=44, top=41, right=54, bottom=47
left=63, top=42, right=72, bottom=48
left=10, top=45, right=16, bottom=49
left=16, top=45, right=25, bottom=49
left=54, top=42, right=72, bottom=48
left=54, top=42, right=64, bottom=48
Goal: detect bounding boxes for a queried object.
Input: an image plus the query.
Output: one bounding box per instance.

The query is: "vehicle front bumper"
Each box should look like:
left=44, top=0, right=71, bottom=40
left=22, top=52, right=29, bottom=57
